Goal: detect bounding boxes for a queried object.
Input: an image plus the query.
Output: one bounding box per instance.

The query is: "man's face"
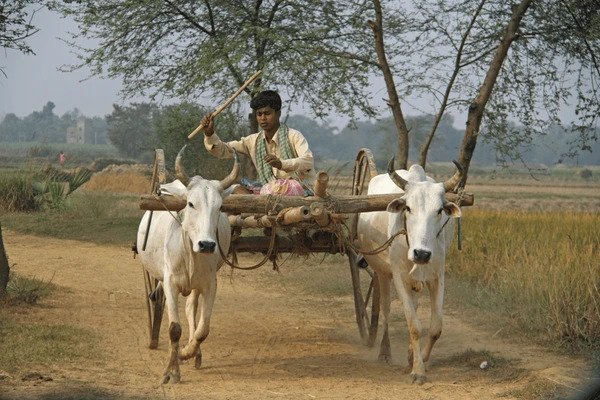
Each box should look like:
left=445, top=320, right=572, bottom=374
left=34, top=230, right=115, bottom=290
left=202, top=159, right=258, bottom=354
left=256, top=106, right=280, bottom=133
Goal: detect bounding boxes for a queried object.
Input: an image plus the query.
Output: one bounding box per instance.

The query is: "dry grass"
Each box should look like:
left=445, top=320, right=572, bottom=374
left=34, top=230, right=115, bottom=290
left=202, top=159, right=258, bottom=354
left=83, top=171, right=152, bottom=194
left=448, top=210, right=600, bottom=347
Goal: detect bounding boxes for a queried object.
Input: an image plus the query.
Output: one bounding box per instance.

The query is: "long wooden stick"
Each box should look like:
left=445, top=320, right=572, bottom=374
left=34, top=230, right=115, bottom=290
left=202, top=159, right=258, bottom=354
left=188, top=70, right=263, bottom=140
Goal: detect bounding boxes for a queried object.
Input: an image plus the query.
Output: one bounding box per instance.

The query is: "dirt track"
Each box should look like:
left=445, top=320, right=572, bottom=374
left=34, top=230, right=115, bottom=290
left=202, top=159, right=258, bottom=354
left=0, top=230, right=596, bottom=400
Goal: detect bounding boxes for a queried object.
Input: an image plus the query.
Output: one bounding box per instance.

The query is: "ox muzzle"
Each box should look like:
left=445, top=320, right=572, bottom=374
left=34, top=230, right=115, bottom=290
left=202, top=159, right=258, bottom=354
left=412, top=249, right=432, bottom=264
left=196, top=240, right=216, bottom=253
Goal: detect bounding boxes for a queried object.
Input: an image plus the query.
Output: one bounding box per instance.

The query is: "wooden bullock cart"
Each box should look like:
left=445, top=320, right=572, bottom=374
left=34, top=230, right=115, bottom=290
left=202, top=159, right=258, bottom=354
left=138, top=148, right=474, bottom=349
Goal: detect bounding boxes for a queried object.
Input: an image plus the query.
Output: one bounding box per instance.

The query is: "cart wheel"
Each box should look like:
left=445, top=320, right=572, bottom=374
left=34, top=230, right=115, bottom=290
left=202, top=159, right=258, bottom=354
left=143, top=269, right=165, bottom=349
left=142, top=149, right=167, bottom=349
left=150, top=149, right=167, bottom=195
left=348, top=149, right=380, bottom=347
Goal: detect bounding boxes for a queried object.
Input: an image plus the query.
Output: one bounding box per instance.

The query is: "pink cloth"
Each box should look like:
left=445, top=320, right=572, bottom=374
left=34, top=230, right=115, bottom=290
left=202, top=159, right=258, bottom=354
left=259, top=179, right=306, bottom=196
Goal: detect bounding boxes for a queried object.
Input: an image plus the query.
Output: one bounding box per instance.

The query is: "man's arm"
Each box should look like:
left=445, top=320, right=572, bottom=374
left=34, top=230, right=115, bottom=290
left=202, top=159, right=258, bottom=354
left=279, top=129, right=314, bottom=175
left=201, top=115, right=250, bottom=159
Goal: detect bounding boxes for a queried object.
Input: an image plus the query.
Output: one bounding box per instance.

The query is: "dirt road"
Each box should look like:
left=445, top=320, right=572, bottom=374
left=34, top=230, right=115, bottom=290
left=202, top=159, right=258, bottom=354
left=0, top=231, right=594, bottom=399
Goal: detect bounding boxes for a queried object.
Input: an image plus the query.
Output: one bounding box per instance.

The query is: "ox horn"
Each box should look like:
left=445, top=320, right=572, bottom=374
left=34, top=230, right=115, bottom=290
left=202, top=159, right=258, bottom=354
left=443, top=160, right=464, bottom=192
left=387, top=157, right=408, bottom=190
left=218, top=150, right=240, bottom=190
left=175, top=144, right=190, bottom=186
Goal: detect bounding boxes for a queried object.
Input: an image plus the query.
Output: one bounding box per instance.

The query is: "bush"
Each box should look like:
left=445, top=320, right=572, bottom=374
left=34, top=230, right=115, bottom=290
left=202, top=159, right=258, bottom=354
left=32, top=166, right=93, bottom=210
left=26, top=144, right=54, bottom=158
left=4, top=273, right=55, bottom=305
left=578, top=168, right=593, bottom=180
left=0, top=171, right=37, bottom=211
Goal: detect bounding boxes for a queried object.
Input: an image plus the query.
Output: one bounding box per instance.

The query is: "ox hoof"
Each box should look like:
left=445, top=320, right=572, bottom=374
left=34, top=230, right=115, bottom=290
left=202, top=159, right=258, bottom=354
left=161, top=371, right=181, bottom=384
left=411, top=373, right=427, bottom=385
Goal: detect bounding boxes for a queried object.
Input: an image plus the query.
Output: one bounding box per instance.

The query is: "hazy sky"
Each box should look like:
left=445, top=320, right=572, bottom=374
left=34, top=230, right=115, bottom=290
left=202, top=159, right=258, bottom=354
left=0, top=8, right=152, bottom=120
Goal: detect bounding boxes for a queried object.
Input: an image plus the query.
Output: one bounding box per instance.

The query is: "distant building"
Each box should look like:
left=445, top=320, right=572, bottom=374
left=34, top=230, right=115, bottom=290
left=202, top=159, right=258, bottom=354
left=67, top=117, right=90, bottom=144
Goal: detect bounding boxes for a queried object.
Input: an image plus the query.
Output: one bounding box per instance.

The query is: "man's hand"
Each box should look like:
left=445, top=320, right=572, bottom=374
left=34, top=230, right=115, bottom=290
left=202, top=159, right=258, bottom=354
left=201, top=115, right=214, bottom=137
left=263, top=154, right=282, bottom=169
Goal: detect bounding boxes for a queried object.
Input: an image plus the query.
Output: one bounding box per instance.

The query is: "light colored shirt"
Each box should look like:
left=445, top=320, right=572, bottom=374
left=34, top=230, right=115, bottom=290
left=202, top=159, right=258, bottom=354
left=204, top=127, right=315, bottom=182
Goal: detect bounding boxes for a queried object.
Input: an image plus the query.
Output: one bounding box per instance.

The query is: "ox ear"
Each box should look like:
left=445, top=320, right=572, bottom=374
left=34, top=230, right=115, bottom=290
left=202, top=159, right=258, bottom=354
left=159, top=180, right=187, bottom=197
left=386, top=198, right=406, bottom=213
left=443, top=201, right=461, bottom=218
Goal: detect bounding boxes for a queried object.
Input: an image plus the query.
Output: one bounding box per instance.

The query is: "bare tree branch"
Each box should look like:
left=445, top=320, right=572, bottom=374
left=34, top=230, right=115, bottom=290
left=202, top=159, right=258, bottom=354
left=418, top=0, right=487, bottom=167
left=370, top=0, right=410, bottom=169
left=457, top=0, right=534, bottom=186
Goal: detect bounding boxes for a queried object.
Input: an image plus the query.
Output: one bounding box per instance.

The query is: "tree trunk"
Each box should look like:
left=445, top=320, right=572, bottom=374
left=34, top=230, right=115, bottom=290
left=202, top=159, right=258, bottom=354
left=370, top=0, right=410, bottom=169
left=457, top=0, right=533, bottom=185
left=0, top=223, right=10, bottom=298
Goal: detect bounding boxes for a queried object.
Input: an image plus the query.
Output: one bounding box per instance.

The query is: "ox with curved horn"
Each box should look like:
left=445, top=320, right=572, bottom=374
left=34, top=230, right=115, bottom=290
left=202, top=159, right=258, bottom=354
left=357, top=156, right=464, bottom=384
left=175, top=144, right=240, bottom=190
left=136, top=144, right=239, bottom=384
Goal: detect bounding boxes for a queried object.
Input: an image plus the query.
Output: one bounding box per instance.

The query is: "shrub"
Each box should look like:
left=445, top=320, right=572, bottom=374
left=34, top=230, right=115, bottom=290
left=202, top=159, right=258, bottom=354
left=32, top=166, right=93, bottom=210
left=4, top=273, right=55, bottom=305
left=578, top=168, right=593, bottom=180
left=0, top=171, right=37, bottom=211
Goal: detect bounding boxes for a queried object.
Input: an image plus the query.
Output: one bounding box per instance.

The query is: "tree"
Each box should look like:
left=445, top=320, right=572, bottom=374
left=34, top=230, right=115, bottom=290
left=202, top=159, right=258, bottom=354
left=0, top=113, right=23, bottom=142
left=53, top=1, right=392, bottom=130
left=54, top=0, right=599, bottom=174
left=0, top=0, right=45, bottom=77
left=20, top=100, right=63, bottom=142
left=154, top=102, right=244, bottom=179
left=370, top=0, right=600, bottom=178
left=106, top=103, right=160, bottom=158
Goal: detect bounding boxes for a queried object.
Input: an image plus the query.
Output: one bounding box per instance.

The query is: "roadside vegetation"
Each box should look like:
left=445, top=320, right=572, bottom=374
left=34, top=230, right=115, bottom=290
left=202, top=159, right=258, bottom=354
left=447, top=210, right=600, bottom=356
left=0, top=271, right=99, bottom=373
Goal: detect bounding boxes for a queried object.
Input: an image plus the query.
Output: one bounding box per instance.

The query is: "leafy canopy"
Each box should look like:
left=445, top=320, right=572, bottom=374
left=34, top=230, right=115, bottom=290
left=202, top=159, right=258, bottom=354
left=53, top=0, right=396, bottom=120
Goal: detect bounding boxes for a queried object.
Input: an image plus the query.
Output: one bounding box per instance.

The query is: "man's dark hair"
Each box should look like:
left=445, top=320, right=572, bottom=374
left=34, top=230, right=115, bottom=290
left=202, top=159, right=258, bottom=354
left=250, top=90, right=282, bottom=111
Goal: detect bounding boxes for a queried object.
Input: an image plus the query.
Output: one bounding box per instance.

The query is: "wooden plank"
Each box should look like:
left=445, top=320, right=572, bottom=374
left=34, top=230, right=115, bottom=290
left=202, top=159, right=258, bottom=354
left=139, top=192, right=474, bottom=213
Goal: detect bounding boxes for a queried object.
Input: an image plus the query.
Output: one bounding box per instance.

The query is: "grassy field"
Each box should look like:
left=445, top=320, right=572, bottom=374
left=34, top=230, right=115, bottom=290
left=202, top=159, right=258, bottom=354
left=447, top=209, right=600, bottom=348
left=0, top=142, right=121, bottom=170
left=0, top=165, right=599, bottom=374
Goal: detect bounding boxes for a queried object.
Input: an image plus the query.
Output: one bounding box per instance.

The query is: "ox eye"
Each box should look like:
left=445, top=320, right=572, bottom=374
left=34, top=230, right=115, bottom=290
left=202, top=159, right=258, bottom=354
left=187, top=202, right=194, bottom=208
left=437, top=208, right=443, bottom=215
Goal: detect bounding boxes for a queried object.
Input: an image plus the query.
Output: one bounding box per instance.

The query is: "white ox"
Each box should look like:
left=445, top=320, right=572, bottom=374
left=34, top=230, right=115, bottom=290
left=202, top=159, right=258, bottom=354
left=136, top=146, right=239, bottom=384
left=355, top=159, right=463, bottom=384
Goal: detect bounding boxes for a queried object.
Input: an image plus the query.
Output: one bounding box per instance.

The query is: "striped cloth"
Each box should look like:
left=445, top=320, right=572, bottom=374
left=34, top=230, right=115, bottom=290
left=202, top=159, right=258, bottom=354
left=255, top=124, right=295, bottom=185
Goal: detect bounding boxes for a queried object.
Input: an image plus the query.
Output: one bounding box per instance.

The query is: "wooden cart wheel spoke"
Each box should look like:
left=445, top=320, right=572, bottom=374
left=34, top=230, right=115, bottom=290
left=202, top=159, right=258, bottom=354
left=143, top=149, right=167, bottom=349
left=365, top=279, right=374, bottom=304
left=348, top=149, right=381, bottom=347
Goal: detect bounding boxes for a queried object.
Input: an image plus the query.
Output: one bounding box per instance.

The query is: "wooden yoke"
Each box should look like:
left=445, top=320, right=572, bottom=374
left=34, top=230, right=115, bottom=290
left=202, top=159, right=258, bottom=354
left=188, top=70, right=263, bottom=140
left=140, top=192, right=474, bottom=214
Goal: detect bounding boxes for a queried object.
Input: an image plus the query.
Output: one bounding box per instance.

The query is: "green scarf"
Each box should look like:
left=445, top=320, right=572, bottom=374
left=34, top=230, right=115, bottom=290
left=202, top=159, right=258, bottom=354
left=255, top=124, right=295, bottom=185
